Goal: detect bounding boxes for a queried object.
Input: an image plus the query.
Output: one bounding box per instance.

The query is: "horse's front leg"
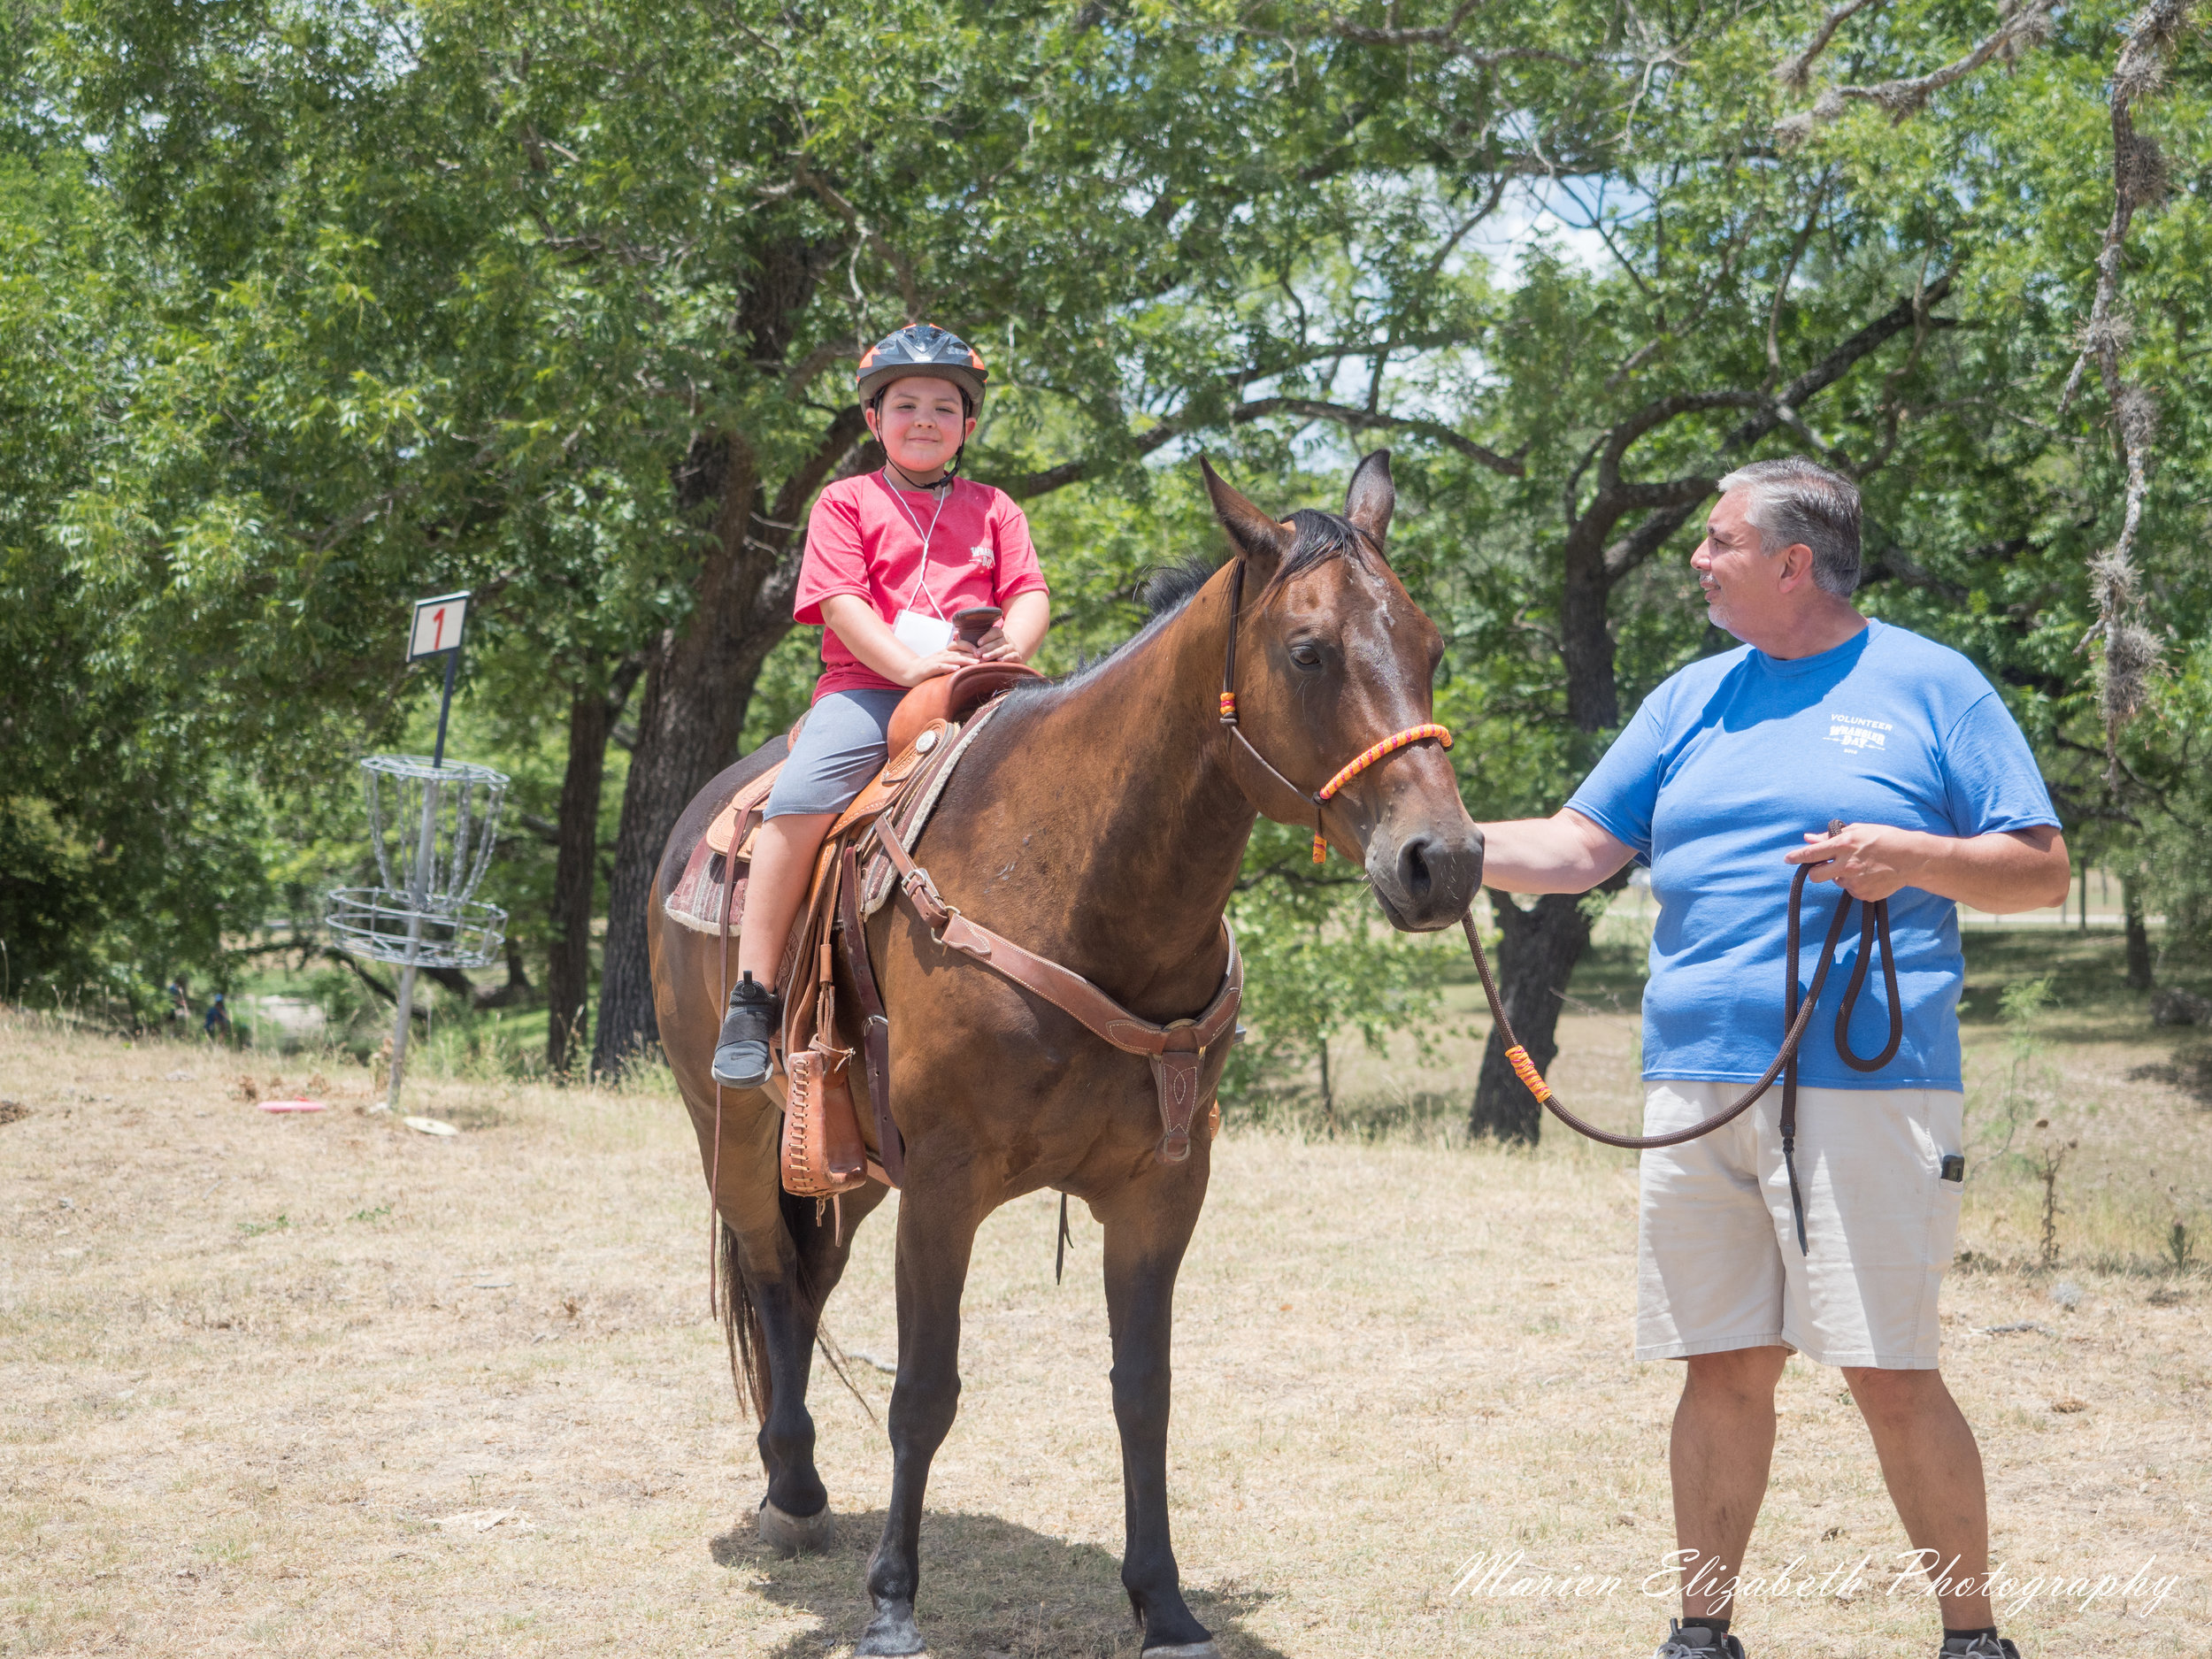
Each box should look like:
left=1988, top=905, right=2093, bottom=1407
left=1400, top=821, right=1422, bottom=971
left=857, top=1165, right=985, bottom=1657
left=1097, top=1156, right=1216, bottom=1656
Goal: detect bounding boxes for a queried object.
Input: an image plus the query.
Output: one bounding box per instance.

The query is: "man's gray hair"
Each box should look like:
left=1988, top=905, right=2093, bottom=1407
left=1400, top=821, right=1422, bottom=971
left=1715, top=457, right=1862, bottom=597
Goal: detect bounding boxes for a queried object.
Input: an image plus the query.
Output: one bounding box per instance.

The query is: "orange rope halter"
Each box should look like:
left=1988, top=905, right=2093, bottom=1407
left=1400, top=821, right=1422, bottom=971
left=1309, top=722, right=1454, bottom=862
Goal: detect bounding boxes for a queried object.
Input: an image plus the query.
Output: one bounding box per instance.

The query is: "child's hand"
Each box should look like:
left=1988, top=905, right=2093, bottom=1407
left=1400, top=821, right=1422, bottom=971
left=896, top=644, right=979, bottom=687
left=973, top=623, right=1020, bottom=662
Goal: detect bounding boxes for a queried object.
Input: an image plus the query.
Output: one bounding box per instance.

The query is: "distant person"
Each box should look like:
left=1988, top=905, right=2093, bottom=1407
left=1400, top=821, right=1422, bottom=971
left=710, top=323, right=1051, bottom=1088
left=1473, top=458, right=2068, bottom=1659
left=202, top=991, right=231, bottom=1042
left=168, top=979, right=192, bottom=1029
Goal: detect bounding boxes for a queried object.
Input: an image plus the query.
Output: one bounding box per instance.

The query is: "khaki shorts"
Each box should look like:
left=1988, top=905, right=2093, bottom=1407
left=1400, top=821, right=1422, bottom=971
left=1635, top=1080, right=1965, bottom=1370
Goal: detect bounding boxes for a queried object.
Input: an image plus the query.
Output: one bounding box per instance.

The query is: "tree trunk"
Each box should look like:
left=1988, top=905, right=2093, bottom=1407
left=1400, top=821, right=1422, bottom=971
left=2124, top=876, right=2153, bottom=991
left=590, top=399, right=870, bottom=1078
left=547, top=684, right=612, bottom=1074
left=591, top=620, right=781, bottom=1075
left=1468, top=889, right=1597, bottom=1144
left=1559, top=533, right=1622, bottom=731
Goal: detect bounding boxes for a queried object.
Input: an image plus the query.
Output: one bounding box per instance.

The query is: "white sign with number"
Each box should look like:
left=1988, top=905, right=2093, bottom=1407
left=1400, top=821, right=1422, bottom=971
left=407, top=591, right=470, bottom=660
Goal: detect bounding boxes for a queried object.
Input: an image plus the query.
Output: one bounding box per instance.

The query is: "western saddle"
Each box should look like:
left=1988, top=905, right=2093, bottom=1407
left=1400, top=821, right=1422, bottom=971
left=664, top=608, right=1243, bottom=1208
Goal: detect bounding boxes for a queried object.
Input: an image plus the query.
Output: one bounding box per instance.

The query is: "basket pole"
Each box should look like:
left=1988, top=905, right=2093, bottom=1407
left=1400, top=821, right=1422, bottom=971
left=431, top=645, right=459, bottom=770
left=382, top=764, right=445, bottom=1111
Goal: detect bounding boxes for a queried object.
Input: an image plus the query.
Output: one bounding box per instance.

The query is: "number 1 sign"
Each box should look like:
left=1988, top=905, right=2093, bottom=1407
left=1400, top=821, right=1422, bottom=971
left=407, top=590, right=471, bottom=661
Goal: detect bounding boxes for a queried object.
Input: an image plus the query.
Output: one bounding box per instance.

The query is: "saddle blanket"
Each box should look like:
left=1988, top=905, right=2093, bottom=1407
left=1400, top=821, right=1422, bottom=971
left=661, top=698, right=1009, bottom=938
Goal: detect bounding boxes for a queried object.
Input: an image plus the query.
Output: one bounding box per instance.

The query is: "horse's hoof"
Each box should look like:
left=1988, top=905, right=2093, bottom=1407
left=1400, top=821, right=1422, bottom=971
left=855, top=1601, right=926, bottom=1655
left=756, top=1495, right=834, bottom=1556
left=1142, top=1645, right=1221, bottom=1658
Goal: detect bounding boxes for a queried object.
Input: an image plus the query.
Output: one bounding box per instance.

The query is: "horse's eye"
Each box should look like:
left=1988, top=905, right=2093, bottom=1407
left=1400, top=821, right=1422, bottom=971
left=1289, top=643, right=1323, bottom=669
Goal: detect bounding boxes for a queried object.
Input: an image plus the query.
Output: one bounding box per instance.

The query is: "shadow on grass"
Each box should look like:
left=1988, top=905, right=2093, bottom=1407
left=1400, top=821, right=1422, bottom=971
left=710, top=1507, right=1287, bottom=1659
left=1957, top=927, right=2212, bottom=1044
left=1228, top=1086, right=1466, bottom=1144
left=2125, top=1045, right=2212, bottom=1105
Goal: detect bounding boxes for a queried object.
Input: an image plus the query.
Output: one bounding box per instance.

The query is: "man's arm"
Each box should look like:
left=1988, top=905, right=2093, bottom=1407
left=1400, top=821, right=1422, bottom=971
left=1475, top=809, right=1638, bottom=895
left=1786, top=823, right=2070, bottom=913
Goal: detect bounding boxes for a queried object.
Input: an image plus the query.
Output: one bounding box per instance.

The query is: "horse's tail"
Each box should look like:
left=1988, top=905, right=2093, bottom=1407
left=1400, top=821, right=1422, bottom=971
left=717, top=1216, right=773, bottom=1423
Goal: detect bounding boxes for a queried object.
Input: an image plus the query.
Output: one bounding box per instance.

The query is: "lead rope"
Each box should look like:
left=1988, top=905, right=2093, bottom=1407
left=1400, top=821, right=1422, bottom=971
left=709, top=819, right=742, bottom=1317
left=1463, top=844, right=1901, bottom=1251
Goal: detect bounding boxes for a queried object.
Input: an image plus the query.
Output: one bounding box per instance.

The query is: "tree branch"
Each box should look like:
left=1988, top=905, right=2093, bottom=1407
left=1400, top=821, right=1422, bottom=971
left=2069, top=0, right=2190, bottom=776
left=1775, top=0, right=1887, bottom=92
left=1777, top=0, right=2056, bottom=143
left=1001, top=420, right=1187, bottom=501
left=793, top=159, right=926, bottom=321
left=1233, top=398, right=1525, bottom=474
left=1592, top=276, right=1958, bottom=582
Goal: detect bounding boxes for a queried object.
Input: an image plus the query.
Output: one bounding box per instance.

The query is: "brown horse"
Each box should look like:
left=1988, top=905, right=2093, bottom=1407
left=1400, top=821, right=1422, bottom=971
left=648, top=452, right=1482, bottom=1656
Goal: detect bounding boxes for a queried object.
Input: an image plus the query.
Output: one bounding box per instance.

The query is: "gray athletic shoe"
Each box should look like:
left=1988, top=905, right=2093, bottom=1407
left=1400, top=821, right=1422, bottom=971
left=1938, top=1640, right=2018, bottom=1659
left=1654, top=1619, right=1746, bottom=1659
left=710, top=973, right=779, bottom=1090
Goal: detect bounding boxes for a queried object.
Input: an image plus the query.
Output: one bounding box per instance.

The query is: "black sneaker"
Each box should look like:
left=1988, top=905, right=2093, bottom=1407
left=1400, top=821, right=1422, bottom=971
left=710, top=973, right=779, bottom=1089
left=1654, top=1621, right=1746, bottom=1659
left=1938, top=1639, right=2018, bottom=1659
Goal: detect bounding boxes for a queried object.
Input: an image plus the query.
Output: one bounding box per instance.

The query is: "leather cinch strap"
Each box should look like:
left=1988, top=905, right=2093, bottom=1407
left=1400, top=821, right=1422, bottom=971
left=838, top=841, right=906, bottom=1187
left=872, top=823, right=1241, bottom=1164
left=1217, top=557, right=1452, bottom=863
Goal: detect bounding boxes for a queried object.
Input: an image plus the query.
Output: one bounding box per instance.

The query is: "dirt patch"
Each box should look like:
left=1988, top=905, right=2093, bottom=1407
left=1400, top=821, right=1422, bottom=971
left=0, top=1099, right=27, bottom=1126
left=1, top=1007, right=2204, bottom=1656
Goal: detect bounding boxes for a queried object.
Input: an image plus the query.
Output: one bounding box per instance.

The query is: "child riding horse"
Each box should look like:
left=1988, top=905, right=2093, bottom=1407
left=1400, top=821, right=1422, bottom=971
left=712, top=323, right=1051, bottom=1087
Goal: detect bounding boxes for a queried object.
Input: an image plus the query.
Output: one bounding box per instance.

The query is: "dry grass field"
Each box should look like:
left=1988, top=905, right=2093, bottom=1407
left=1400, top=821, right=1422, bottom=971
left=3, top=957, right=2207, bottom=1658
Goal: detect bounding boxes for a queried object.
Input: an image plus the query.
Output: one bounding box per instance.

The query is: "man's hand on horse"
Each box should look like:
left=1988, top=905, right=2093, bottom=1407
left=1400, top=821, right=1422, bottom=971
left=1786, top=821, right=1921, bottom=902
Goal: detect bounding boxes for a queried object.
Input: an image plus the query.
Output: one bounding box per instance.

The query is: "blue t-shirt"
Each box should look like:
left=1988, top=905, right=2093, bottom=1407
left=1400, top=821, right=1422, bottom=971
left=1566, top=620, right=2059, bottom=1091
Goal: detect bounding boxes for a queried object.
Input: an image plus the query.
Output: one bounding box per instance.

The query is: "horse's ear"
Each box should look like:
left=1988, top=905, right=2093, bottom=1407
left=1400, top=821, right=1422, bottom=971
left=1344, top=449, right=1394, bottom=546
left=1199, top=455, right=1291, bottom=572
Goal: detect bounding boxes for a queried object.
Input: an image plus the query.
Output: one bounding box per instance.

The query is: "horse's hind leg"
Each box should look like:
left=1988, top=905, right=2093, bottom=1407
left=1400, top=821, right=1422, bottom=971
left=687, top=1075, right=883, bottom=1552
left=733, top=1182, right=890, bottom=1552
left=1098, top=1166, right=1217, bottom=1655
left=857, top=1175, right=985, bottom=1657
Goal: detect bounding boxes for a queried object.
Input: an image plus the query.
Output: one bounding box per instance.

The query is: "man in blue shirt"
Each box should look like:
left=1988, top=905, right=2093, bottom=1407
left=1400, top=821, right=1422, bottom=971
left=1476, top=458, right=2068, bottom=1659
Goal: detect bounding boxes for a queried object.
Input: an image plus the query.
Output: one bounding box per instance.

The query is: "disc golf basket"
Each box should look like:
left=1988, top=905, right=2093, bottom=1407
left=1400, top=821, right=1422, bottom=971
left=326, top=754, right=509, bottom=1109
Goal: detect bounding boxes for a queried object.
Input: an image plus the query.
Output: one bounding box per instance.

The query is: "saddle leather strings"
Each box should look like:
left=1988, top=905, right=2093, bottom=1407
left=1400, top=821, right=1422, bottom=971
left=1464, top=861, right=1904, bottom=1251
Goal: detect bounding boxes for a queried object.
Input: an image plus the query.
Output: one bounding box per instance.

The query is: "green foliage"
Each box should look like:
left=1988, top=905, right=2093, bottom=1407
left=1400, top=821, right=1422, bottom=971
left=2119, top=637, right=2212, bottom=959
left=5, top=0, right=2212, bottom=1053
left=0, top=796, right=98, bottom=994
left=1221, top=822, right=1446, bottom=1105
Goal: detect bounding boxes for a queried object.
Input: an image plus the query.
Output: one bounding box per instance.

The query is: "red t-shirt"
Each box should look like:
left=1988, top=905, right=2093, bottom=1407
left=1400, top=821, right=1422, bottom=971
left=795, top=472, right=1049, bottom=700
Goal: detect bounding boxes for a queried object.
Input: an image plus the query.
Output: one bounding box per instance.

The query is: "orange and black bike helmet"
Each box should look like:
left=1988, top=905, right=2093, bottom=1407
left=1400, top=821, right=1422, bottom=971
left=856, top=323, right=988, bottom=414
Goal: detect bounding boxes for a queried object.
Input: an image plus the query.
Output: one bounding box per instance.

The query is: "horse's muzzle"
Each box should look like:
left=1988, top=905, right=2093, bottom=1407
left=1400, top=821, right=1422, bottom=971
left=1367, top=822, right=1484, bottom=932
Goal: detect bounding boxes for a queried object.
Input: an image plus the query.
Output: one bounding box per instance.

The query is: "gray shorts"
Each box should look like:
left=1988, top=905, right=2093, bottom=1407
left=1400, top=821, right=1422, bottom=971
left=764, top=688, right=904, bottom=818
left=1635, top=1080, right=1966, bottom=1369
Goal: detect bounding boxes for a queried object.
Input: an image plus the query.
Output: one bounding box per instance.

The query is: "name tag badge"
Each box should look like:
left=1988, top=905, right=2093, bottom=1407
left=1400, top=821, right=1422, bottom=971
left=893, top=608, right=955, bottom=657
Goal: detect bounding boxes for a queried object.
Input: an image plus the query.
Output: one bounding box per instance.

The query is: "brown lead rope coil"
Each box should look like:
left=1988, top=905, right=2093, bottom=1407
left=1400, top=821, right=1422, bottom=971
left=1463, top=843, right=1901, bottom=1253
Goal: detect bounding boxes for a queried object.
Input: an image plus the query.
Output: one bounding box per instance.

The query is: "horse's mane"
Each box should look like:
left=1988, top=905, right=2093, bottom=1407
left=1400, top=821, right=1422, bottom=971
left=1006, top=508, right=1371, bottom=704
left=1137, top=511, right=1367, bottom=613
left=1273, top=508, right=1368, bottom=587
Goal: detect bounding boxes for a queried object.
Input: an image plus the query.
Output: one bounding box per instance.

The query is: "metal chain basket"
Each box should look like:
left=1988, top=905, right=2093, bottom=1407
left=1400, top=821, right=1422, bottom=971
left=326, top=755, right=510, bottom=969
